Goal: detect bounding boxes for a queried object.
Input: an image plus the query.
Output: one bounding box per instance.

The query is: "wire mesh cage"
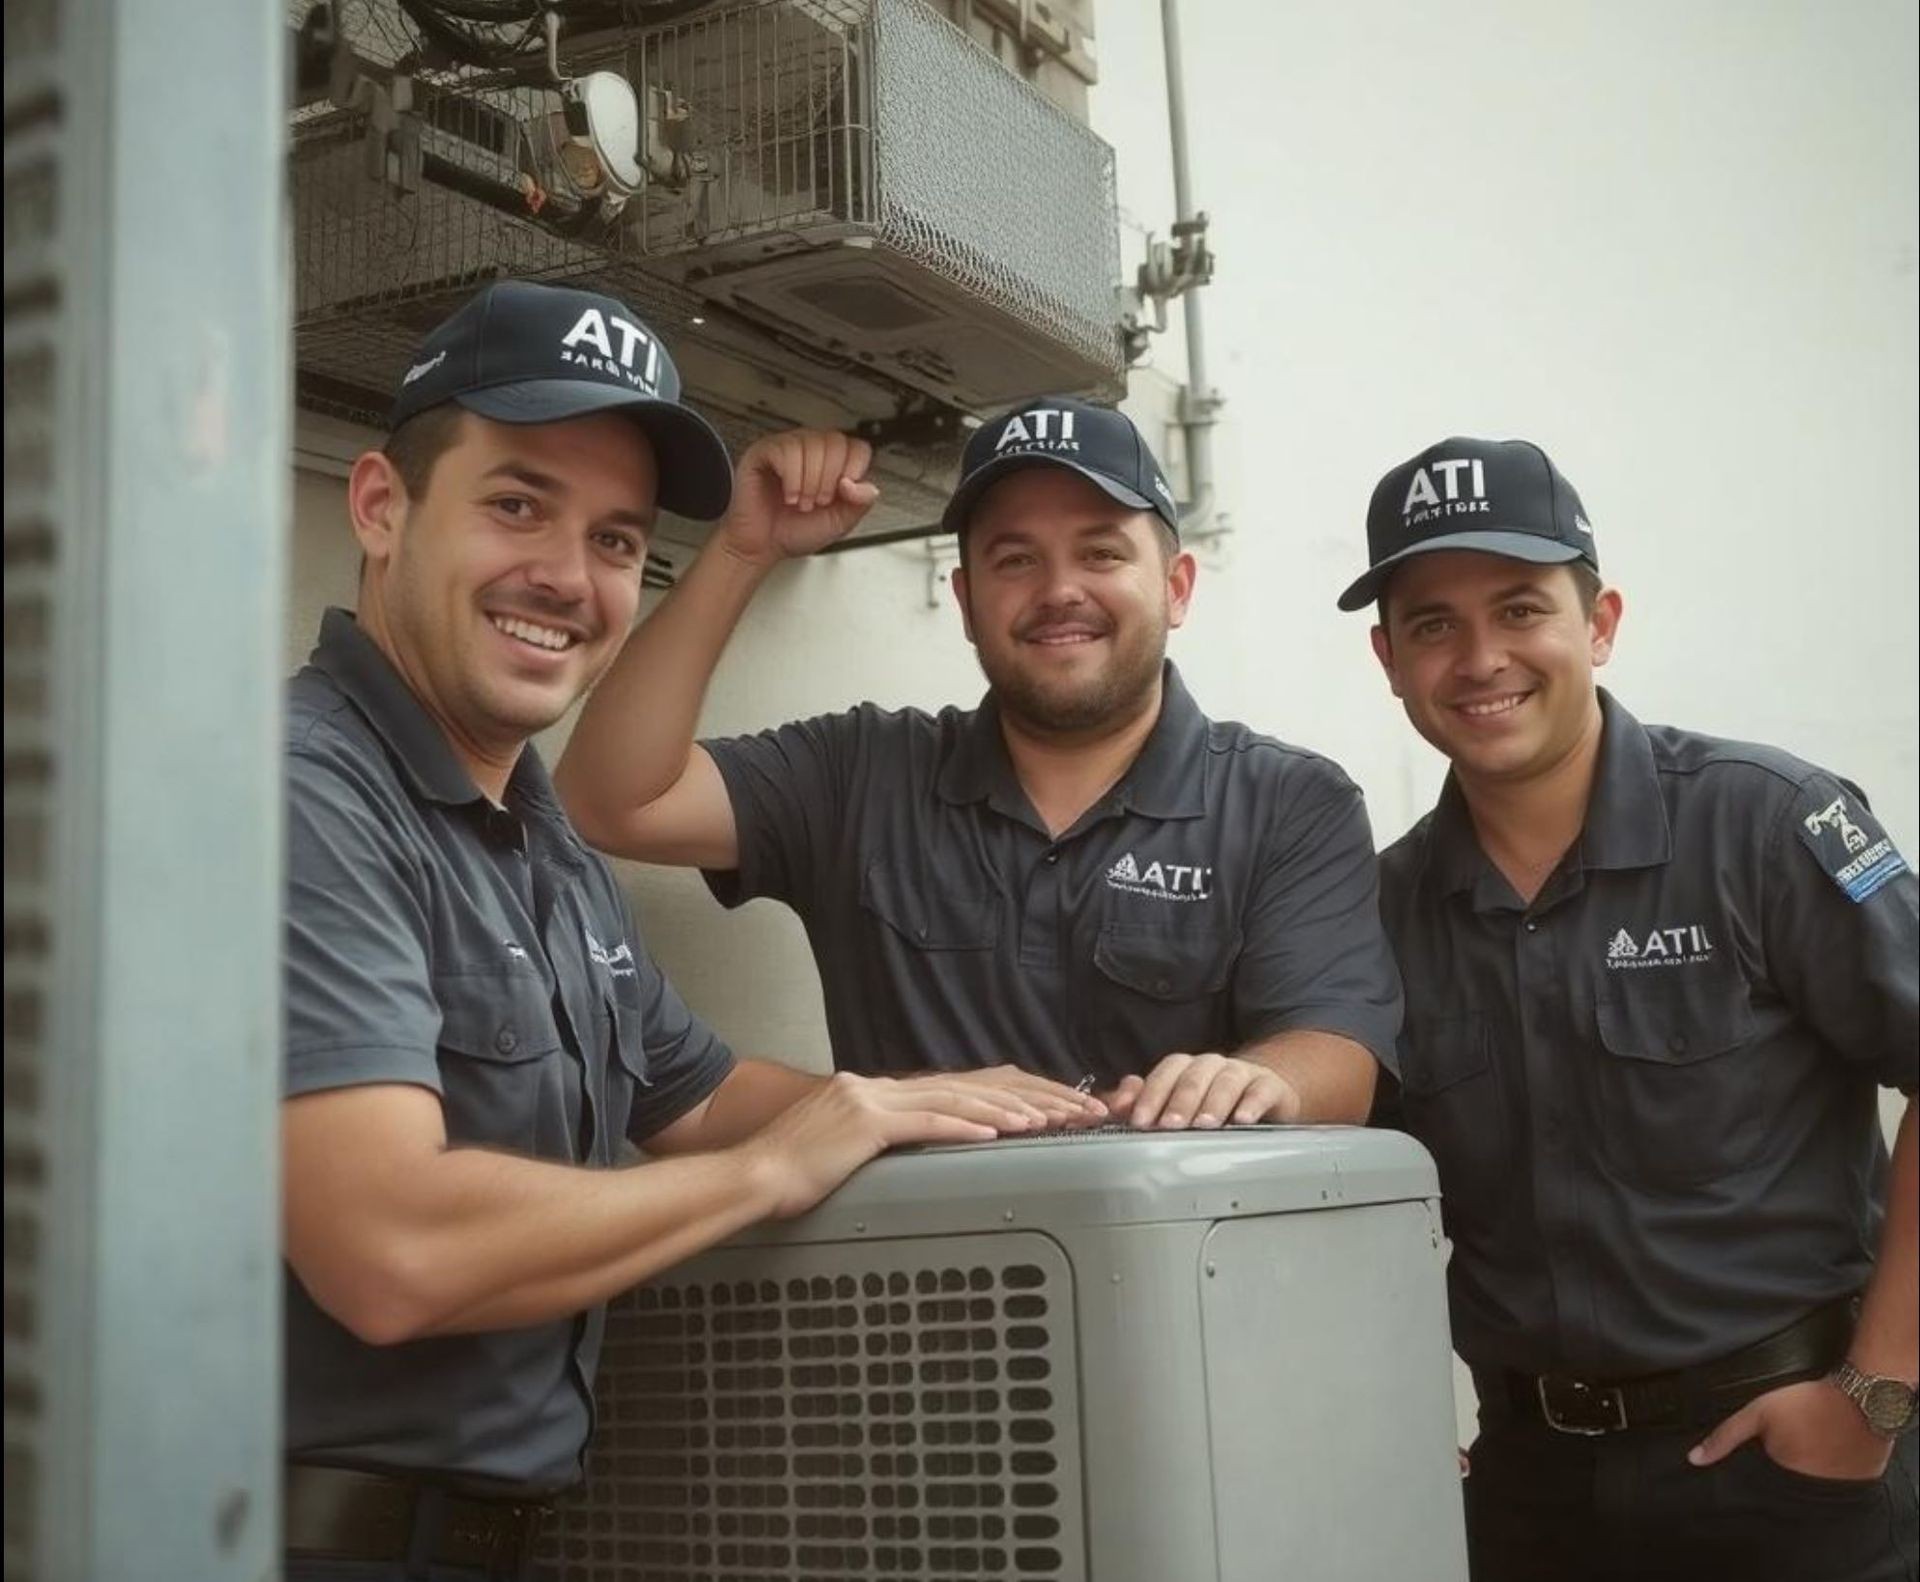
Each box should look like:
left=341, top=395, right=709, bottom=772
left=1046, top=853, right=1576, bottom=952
left=290, top=0, right=1123, bottom=468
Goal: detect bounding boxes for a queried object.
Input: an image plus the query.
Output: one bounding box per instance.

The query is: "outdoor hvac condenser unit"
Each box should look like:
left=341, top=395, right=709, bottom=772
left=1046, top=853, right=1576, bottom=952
left=535, top=1127, right=1468, bottom=1582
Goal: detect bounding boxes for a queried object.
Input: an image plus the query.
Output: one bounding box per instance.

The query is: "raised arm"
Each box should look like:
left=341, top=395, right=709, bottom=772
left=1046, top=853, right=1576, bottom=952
left=556, top=429, right=877, bottom=868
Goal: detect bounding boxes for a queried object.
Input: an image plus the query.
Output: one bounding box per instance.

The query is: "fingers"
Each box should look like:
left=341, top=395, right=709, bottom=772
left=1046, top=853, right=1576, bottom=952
left=1457, top=1448, right=1470, bottom=1479
left=889, top=1077, right=1049, bottom=1133
left=754, top=430, right=869, bottom=512
left=796, top=431, right=835, bottom=511
left=1100, top=1075, right=1144, bottom=1123
left=1688, top=1401, right=1760, bottom=1467
left=958, top=1065, right=1107, bottom=1125
left=1130, top=1053, right=1279, bottom=1130
left=885, top=1109, right=1000, bottom=1148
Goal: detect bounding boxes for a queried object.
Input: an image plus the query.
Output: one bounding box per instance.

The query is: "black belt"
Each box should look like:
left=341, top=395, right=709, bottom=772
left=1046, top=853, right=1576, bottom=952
left=1481, top=1296, right=1859, bottom=1437
left=284, top=1463, right=553, bottom=1580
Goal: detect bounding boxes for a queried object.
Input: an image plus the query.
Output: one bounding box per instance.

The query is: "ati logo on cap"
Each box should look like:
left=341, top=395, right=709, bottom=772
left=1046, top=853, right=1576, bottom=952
left=1403, top=458, right=1489, bottom=529
left=995, top=408, right=1079, bottom=455
left=560, top=307, right=662, bottom=395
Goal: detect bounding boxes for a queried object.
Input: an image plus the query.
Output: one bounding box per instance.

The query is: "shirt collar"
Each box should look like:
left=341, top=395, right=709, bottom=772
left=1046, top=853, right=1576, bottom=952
left=935, top=662, right=1209, bottom=822
left=308, top=607, right=564, bottom=831
left=1579, top=689, right=1673, bottom=871
left=1419, top=687, right=1672, bottom=898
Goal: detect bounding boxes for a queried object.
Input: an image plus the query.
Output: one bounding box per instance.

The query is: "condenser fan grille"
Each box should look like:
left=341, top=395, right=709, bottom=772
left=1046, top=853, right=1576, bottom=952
left=537, top=1235, right=1085, bottom=1581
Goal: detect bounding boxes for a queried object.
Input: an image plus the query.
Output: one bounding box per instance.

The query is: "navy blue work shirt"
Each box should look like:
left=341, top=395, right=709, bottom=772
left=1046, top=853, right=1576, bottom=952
left=701, top=664, right=1402, bottom=1084
left=283, top=609, right=733, bottom=1493
left=1378, top=690, right=1918, bottom=1379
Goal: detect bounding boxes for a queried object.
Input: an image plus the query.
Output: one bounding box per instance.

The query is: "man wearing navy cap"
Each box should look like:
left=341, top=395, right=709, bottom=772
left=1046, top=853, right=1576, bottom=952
left=279, top=282, right=1091, bottom=1579
left=558, top=397, right=1401, bottom=1130
left=1345, top=437, right=1918, bottom=1580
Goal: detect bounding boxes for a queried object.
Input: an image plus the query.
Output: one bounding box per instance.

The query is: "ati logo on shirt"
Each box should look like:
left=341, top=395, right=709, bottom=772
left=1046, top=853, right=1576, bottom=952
left=559, top=307, right=662, bottom=394
left=1402, top=458, right=1489, bottom=531
left=584, top=928, right=637, bottom=979
left=1106, top=851, right=1213, bottom=902
left=1605, top=923, right=1715, bottom=970
left=995, top=409, right=1079, bottom=455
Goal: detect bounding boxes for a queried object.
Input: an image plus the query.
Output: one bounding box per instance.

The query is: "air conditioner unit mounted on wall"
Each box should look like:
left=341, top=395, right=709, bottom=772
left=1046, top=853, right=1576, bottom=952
left=288, top=0, right=1124, bottom=542
left=535, top=1127, right=1469, bottom=1582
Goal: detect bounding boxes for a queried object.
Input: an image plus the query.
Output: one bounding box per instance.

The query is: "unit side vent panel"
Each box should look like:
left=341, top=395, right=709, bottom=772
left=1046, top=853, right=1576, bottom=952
left=871, top=0, right=1119, bottom=379
left=538, top=1233, right=1085, bottom=1582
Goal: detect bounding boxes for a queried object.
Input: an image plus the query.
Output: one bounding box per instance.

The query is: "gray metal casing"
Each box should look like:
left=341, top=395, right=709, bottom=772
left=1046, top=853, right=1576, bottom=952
left=538, top=1128, right=1468, bottom=1582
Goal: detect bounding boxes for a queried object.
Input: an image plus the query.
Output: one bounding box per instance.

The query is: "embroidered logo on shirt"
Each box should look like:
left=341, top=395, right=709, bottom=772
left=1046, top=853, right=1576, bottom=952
left=503, top=940, right=530, bottom=963
left=1797, top=792, right=1909, bottom=904
left=584, top=929, right=637, bottom=979
left=1105, top=851, right=1213, bottom=902
left=1604, top=923, right=1715, bottom=969
left=1804, top=796, right=1871, bottom=856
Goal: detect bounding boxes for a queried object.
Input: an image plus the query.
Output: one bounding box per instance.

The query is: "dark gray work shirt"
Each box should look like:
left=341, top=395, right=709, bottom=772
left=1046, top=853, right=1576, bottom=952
left=283, top=609, right=733, bottom=1493
left=701, top=664, right=1402, bottom=1083
left=1378, top=690, right=1918, bottom=1379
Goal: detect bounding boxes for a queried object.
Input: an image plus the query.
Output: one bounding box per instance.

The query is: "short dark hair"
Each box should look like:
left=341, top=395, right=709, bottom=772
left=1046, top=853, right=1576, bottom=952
left=1377, top=559, right=1602, bottom=628
left=381, top=404, right=469, bottom=500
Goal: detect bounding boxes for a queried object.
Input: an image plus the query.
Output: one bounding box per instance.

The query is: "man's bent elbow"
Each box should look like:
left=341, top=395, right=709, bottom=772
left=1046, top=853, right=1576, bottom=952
left=293, top=1242, right=448, bottom=1348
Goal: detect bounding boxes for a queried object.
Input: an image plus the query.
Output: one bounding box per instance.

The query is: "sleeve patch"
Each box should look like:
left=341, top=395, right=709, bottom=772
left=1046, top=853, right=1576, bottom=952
left=1796, top=791, right=1910, bottom=903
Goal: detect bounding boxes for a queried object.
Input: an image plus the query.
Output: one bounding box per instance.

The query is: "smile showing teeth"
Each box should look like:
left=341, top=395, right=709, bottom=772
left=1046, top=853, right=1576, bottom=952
left=1457, top=693, right=1527, bottom=718
left=490, top=614, right=576, bottom=653
left=1028, top=630, right=1103, bottom=646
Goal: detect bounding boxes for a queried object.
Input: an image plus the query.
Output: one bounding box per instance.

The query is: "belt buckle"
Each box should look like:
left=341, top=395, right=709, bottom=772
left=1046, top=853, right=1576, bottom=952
left=489, top=1501, right=549, bottom=1581
left=1537, top=1375, right=1629, bottom=1436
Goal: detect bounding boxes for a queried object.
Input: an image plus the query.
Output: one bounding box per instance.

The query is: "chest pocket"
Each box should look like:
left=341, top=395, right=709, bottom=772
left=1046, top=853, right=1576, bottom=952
left=859, top=859, right=999, bottom=951
left=1398, top=1012, right=1512, bottom=1229
left=1081, top=921, right=1241, bottom=1076
left=1593, top=978, right=1760, bottom=1187
left=433, top=969, right=563, bottom=1155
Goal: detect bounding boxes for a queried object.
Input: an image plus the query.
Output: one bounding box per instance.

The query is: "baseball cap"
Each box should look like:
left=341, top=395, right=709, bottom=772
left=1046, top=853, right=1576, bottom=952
left=941, top=396, right=1180, bottom=539
left=1336, top=437, right=1598, bottom=612
left=388, top=279, right=733, bottom=520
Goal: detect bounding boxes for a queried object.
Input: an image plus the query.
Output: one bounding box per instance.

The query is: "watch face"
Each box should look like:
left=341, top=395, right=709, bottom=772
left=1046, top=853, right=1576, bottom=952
left=1862, top=1378, right=1919, bottom=1435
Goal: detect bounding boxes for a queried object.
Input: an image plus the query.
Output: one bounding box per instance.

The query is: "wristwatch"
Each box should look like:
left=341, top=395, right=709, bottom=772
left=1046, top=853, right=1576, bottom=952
left=1829, top=1359, right=1920, bottom=1438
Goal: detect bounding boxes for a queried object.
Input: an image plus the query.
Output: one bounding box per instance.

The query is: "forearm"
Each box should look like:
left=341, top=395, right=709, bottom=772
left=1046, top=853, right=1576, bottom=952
left=1849, top=1097, right=1918, bottom=1381
left=1242, top=1029, right=1379, bottom=1124
left=556, top=537, right=771, bottom=827
left=349, top=1143, right=778, bottom=1341
left=650, top=1058, right=827, bottom=1154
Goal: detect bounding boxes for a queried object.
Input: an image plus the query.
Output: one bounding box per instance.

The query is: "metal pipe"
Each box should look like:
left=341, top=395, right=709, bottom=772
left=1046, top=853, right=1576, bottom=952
left=1159, top=0, right=1220, bottom=537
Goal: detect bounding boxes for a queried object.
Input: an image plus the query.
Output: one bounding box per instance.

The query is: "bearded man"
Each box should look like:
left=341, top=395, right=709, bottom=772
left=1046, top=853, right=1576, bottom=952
left=557, top=399, right=1399, bottom=1127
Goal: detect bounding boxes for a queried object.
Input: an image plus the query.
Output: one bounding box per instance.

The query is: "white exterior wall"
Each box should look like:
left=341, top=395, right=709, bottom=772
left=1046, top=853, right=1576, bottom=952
left=289, top=0, right=1918, bottom=1080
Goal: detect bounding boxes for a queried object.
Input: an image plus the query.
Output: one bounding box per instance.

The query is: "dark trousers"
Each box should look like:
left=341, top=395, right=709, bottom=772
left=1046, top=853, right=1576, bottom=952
left=1466, top=1417, right=1920, bottom=1582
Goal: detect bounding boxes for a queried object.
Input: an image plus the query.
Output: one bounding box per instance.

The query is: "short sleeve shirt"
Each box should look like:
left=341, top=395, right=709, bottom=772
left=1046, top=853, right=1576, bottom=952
left=700, top=664, right=1402, bottom=1083
left=283, top=609, right=733, bottom=1493
left=1378, top=690, right=1919, bottom=1378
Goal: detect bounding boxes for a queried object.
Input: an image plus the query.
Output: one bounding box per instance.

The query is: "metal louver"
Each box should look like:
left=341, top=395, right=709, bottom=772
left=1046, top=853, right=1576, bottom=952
left=539, top=1237, right=1082, bottom=1582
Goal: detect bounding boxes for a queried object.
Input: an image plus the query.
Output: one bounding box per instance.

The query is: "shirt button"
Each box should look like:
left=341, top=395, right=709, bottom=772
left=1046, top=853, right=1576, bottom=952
left=916, top=925, right=928, bottom=941
left=1667, top=1033, right=1689, bottom=1055
left=1524, top=921, right=1539, bottom=933
left=1045, top=852, right=1060, bottom=865
left=495, top=1026, right=519, bottom=1055
left=1154, top=978, right=1172, bottom=995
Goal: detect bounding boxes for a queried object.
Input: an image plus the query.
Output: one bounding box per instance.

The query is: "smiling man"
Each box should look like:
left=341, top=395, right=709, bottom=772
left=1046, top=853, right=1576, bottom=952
left=556, top=397, right=1401, bottom=1129
left=279, top=283, right=1095, bottom=1582
left=1344, top=437, right=1918, bottom=1581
